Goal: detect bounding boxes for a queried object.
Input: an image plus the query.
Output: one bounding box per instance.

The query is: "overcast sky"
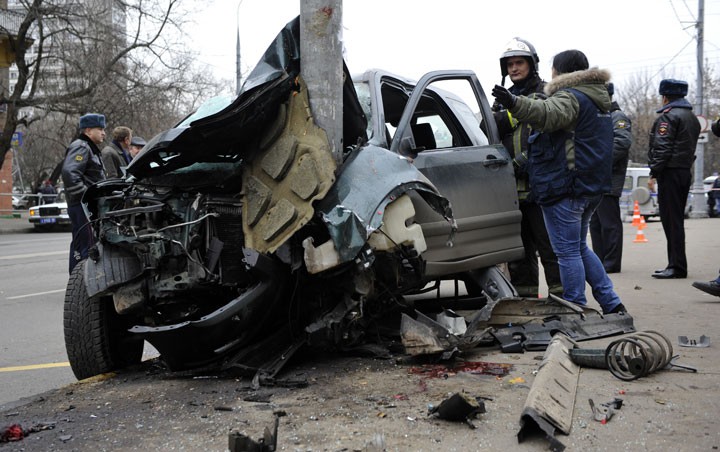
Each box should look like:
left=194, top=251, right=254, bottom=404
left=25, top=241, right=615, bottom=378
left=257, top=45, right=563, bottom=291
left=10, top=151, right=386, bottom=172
left=188, top=0, right=720, bottom=106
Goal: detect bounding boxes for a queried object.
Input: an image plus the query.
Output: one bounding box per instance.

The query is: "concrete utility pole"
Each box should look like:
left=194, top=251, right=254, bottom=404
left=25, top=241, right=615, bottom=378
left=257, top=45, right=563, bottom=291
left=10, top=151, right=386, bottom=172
left=690, top=0, right=708, bottom=218
left=235, top=0, right=244, bottom=94
left=300, top=0, right=343, bottom=166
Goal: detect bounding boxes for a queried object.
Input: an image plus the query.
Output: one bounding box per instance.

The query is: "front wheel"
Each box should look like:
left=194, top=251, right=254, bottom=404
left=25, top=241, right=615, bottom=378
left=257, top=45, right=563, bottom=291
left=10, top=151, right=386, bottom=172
left=63, top=260, right=143, bottom=380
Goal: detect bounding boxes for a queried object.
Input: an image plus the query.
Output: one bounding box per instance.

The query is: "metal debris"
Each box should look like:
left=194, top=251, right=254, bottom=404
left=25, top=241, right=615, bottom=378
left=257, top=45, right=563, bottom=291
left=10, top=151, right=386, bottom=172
left=518, top=333, right=580, bottom=452
left=588, top=398, right=623, bottom=423
left=678, top=335, right=711, bottom=348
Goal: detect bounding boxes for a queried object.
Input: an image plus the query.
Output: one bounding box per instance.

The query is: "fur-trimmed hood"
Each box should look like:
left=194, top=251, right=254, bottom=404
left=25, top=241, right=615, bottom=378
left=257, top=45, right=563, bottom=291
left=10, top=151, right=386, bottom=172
left=544, top=67, right=612, bottom=113
left=544, top=67, right=611, bottom=96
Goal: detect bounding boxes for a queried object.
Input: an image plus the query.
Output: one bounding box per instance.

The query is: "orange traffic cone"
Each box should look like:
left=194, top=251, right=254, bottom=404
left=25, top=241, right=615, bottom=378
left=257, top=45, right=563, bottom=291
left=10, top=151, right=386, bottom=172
left=631, top=200, right=641, bottom=227
left=633, top=223, right=648, bottom=243
left=637, top=215, right=647, bottom=230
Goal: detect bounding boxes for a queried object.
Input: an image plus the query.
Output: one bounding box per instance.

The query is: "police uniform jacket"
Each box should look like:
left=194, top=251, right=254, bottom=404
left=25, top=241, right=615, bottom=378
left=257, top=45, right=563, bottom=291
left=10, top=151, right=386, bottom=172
left=61, top=135, right=106, bottom=206
left=647, top=98, right=700, bottom=177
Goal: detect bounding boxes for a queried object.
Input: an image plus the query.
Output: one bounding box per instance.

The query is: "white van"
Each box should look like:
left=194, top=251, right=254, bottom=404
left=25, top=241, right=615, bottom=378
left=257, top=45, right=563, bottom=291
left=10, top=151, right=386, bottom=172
left=619, top=166, right=691, bottom=219
left=619, top=167, right=659, bottom=219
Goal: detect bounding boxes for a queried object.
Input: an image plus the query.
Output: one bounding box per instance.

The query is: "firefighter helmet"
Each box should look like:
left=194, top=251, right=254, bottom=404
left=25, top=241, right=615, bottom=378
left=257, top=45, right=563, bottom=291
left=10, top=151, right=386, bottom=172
left=499, top=37, right=540, bottom=78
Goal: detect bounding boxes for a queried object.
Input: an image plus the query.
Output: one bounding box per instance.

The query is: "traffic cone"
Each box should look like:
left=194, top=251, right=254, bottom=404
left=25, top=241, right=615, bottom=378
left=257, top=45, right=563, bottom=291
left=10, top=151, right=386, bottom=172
left=631, top=200, right=641, bottom=227
left=637, top=215, right=647, bottom=230
left=633, top=223, right=649, bottom=243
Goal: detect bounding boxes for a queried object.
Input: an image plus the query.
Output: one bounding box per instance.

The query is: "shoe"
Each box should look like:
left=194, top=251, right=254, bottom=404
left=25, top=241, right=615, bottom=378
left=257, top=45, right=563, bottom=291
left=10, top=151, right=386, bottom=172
left=653, top=268, right=668, bottom=274
left=605, top=303, right=627, bottom=314
left=652, top=269, right=687, bottom=279
left=605, top=268, right=621, bottom=274
left=692, top=280, right=720, bottom=297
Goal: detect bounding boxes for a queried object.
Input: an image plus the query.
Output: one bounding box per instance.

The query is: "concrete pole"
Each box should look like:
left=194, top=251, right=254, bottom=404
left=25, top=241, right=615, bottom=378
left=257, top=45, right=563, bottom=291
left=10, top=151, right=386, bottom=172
left=235, top=0, right=244, bottom=94
left=300, top=0, right=343, bottom=166
left=690, top=0, right=707, bottom=218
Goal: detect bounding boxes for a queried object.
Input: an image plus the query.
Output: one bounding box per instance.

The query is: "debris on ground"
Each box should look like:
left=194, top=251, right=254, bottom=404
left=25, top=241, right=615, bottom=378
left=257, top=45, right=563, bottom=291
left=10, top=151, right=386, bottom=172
left=518, top=333, right=579, bottom=452
left=678, top=335, right=711, bottom=347
left=428, top=392, right=486, bottom=429
left=588, top=397, right=623, bottom=423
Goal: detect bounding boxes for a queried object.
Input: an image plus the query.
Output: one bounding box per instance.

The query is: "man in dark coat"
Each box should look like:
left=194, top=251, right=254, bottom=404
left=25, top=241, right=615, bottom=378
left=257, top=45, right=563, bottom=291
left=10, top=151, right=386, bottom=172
left=648, top=79, right=700, bottom=279
left=101, top=126, right=133, bottom=178
left=493, top=37, right=562, bottom=298
left=590, top=83, right=632, bottom=273
left=61, top=113, right=107, bottom=273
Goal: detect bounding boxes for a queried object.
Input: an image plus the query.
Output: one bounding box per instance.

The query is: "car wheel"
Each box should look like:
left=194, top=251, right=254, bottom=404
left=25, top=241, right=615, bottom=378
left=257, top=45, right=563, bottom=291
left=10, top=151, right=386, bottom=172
left=63, top=260, right=143, bottom=380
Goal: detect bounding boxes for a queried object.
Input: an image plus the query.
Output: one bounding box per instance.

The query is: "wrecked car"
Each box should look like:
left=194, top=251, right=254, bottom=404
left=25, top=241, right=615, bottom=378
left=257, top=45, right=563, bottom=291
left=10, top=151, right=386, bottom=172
left=63, top=17, right=525, bottom=380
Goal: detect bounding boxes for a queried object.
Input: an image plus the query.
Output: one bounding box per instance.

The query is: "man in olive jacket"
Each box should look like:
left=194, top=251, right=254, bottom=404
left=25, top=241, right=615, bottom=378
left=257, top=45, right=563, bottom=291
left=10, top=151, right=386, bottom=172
left=648, top=79, right=700, bottom=280
left=61, top=113, right=107, bottom=273
left=491, top=50, right=625, bottom=315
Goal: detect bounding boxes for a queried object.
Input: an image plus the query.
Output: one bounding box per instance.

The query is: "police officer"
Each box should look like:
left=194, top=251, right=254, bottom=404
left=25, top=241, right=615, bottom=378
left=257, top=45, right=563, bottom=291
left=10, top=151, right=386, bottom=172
left=493, top=37, right=562, bottom=297
left=648, top=79, right=700, bottom=279
left=589, top=83, right=632, bottom=273
left=61, top=113, right=107, bottom=273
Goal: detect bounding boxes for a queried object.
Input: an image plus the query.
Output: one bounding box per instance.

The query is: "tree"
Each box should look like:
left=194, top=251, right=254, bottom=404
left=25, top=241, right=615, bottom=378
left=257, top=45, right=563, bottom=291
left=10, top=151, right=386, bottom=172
left=0, top=0, right=227, bottom=173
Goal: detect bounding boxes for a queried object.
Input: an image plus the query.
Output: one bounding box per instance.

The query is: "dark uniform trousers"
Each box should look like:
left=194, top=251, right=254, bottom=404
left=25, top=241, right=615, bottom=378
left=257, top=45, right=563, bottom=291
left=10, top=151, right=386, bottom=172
left=509, top=199, right=563, bottom=297
left=657, top=167, right=691, bottom=275
left=589, top=194, right=623, bottom=273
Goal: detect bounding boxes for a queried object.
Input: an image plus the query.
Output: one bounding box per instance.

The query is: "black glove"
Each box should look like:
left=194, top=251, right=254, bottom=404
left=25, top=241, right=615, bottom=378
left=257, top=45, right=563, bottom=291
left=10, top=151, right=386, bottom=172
left=492, top=85, right=516, bottom=109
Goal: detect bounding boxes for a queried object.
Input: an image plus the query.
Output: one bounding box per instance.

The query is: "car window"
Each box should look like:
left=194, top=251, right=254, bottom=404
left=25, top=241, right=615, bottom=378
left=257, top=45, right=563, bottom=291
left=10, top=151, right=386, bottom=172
left=638, top=175, right=653, bottom=192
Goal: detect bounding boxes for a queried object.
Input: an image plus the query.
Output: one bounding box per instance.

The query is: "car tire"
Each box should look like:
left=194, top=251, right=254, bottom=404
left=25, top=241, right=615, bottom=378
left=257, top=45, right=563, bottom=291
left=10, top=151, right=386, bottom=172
left=64, top=260, right=143, bottom=380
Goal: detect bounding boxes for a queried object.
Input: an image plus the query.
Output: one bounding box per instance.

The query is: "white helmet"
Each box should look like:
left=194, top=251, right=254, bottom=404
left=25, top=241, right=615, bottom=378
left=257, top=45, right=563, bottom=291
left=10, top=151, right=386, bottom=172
left=499, top=37, right=540, bottom=78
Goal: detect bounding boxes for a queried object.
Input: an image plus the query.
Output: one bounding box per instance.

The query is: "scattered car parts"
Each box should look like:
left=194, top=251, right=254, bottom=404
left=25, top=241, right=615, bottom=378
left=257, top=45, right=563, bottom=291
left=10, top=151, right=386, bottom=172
left=588, top=397, right=623, bottom=423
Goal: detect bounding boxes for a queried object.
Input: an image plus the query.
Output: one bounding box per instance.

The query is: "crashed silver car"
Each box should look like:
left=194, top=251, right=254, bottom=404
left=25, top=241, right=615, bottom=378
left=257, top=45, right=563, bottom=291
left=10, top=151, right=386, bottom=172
left=63, top=18, right=528, bottom=380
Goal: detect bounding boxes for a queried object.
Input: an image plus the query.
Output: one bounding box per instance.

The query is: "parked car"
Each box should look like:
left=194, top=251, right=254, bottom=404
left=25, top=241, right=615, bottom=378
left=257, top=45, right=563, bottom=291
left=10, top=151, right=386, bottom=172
left=28, top=190, right=70, bottom=230
left=63, top=17, right=523, bottom=380
left=12, top=193, right=33, bottom=210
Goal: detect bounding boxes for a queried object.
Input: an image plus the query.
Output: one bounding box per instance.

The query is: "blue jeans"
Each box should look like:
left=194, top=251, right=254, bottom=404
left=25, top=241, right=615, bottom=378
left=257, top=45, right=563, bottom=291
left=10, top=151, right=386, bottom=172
left=541, top=196, right=622, bottom=313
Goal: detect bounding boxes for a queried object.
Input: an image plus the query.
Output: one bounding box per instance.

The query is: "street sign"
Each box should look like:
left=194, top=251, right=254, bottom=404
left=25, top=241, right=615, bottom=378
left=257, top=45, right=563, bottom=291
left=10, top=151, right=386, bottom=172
left=697, top=115, right=709, bottom=132
left=698, top=132, right=709, bottom=144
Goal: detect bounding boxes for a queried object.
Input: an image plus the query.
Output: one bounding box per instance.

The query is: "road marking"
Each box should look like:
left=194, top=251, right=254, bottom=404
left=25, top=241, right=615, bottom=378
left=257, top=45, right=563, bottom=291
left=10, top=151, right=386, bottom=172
left=0, top=362, right=70, bottom=373
left=0, top=250, right=67, bottom=260
left=7, top=289, right=65, bottom=300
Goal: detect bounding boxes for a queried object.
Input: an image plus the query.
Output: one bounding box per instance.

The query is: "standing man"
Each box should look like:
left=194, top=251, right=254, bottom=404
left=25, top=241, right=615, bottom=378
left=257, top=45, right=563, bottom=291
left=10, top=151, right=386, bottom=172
left=493, top=37, right=562, bottom=298
left=648, top=79, right=700, bottom=279
left=590, top=83, right=632, bottom=273
left=62, top=113, right=107, bottom=273
left=491, top=49, right=625, bottom=315
left=101, top=126, right=133, bottom=178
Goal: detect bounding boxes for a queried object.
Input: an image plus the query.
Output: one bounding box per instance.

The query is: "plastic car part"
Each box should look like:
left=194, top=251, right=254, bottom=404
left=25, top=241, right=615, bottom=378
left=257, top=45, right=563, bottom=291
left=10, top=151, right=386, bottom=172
left=489, top=298, right=636, bottom=352
left=428, top=392, right=486, bottom=429
left=678, top=335, right=711, bottom=347
left=517, top=333, right=579, bottom=452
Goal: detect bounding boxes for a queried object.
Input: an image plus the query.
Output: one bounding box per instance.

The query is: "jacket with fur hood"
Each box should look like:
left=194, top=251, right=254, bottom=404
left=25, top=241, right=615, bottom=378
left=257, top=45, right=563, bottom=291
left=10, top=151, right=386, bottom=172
left=507, top=67, right=612, bottom=133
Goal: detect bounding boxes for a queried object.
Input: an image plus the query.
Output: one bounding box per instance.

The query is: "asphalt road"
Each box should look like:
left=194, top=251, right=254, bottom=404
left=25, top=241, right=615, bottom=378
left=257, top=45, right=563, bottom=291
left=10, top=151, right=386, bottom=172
left=0, top=217, right=719, bottom=451
left=0, top=230, right=76, bottom=407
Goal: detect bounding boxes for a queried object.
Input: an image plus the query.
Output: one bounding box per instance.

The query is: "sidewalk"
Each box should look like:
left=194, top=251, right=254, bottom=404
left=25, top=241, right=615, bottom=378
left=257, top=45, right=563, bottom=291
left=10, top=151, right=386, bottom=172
left=0, top=211, right=34, bottom=234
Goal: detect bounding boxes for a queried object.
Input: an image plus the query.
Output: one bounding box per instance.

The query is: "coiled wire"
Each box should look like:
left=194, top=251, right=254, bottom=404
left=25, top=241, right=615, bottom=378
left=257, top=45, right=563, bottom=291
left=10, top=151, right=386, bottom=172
left=604, top=331, right=673, bottom=381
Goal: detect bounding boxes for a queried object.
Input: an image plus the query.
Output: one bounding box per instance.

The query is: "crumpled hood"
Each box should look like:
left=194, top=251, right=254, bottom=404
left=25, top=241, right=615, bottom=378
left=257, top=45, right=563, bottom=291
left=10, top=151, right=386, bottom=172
left=126, top=16, right=367, bottom=180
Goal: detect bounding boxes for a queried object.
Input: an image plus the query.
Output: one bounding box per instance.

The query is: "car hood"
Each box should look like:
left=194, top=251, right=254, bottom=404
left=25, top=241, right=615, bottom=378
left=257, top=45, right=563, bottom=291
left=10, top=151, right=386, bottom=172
left=126, top=16, right=367, bottom=180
